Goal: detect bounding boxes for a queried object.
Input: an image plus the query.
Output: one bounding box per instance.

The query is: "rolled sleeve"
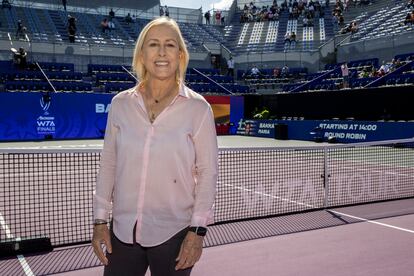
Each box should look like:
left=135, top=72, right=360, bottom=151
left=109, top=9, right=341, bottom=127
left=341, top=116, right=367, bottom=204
left=191, top=106, right=218, bottom=227
left=93, top=103, right=118, bottom=221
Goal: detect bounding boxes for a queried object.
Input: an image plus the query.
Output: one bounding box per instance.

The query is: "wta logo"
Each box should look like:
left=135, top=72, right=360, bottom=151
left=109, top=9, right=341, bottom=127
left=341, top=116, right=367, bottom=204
left=40, top=95, right=51, bottom=115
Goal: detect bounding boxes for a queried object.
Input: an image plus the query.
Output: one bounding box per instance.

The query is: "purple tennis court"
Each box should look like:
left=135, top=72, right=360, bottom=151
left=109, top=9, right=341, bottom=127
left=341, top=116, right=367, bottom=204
left=1, top=136, right=413, bottom=276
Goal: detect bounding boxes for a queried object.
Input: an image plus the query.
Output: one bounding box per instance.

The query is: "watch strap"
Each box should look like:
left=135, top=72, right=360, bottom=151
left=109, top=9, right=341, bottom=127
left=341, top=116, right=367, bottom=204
left=189, top=226, right=207, bottom=236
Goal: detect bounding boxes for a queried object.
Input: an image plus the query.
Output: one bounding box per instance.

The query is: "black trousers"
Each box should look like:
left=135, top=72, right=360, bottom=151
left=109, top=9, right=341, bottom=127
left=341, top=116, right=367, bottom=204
left=104, top=227, right=192, bottom=276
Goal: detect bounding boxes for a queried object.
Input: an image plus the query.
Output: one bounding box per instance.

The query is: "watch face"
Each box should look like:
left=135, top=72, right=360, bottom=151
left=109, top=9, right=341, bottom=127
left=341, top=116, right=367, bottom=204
left=190, top=227, right=207, bottom=236
left=197, top=227, right=207, bottom=235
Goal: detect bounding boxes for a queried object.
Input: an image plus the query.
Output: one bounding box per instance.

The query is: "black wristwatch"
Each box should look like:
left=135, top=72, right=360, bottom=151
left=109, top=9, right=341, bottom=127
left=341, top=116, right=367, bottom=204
left=189, top=226, right=207, bottom=236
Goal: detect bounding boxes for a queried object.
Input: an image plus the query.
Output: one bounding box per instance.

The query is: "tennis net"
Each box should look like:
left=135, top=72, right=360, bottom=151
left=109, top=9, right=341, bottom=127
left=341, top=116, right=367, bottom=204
left=1, top=138, right=413, bottom=247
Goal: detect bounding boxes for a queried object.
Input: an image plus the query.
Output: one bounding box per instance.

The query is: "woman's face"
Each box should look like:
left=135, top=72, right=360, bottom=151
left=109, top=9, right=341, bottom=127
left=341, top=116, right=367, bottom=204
left=141, top=25, right=181, bottom=82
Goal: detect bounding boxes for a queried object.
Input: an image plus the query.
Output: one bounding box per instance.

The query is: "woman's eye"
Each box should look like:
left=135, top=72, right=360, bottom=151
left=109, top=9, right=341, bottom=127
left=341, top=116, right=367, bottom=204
left=149, top=43, right=158, bottom=47
left=167, top=43, right=176, bottom=47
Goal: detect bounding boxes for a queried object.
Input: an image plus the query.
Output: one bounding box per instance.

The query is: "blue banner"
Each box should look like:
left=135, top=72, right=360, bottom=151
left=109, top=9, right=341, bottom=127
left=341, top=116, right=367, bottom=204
left=0, top=92, right=244, bottom=141
left=0, top=92, right=112, bottom=141
left=236, top=119, right=414, bottom=143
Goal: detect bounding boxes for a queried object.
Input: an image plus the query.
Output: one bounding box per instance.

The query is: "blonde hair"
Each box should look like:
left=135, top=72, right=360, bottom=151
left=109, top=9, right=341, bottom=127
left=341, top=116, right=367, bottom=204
left=132, top=17, right=189, bottom=87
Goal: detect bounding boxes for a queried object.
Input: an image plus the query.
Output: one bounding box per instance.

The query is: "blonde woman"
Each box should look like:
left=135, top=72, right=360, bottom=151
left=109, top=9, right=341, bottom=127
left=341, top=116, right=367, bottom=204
left=92, top=17, right=218, bottom=276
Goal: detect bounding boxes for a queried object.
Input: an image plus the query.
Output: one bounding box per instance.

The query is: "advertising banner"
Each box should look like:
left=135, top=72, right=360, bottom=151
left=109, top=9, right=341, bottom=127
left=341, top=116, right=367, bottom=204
left=236, top=119, right=414, bottom=143
left=0, top=92, right=244, bottom=141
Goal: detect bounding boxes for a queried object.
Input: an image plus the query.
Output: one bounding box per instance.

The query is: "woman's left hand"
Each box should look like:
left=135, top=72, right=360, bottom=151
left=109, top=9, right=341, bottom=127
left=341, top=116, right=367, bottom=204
left=175, top=231, right=204, bottom=270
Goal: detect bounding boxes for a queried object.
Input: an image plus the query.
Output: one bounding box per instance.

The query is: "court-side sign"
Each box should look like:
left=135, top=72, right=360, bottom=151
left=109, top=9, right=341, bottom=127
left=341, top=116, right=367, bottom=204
left=236, top=119, right=414, bottom=143
left=0, top=92, right=243, bottom=141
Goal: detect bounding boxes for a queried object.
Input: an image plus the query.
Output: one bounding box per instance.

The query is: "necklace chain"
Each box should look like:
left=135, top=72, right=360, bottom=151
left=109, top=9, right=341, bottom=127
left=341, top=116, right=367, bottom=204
left=144, top=85, right=177, bottom=123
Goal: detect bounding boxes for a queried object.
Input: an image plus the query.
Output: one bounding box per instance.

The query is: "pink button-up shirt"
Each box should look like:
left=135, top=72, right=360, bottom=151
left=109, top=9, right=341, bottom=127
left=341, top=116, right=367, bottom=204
left=93, top=84, right=218, bottom=246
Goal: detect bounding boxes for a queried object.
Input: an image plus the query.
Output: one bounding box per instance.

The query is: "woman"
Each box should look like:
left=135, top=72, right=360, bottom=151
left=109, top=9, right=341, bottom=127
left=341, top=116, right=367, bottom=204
left=92, top=17, right=218, bottom=276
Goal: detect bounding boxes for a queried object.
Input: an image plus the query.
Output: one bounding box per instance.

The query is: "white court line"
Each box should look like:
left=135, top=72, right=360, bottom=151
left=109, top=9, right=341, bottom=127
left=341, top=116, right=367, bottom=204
left=0, top=213, right=35, bottom=276
left=17, top=256, right=35, bottom=276
left=329, top=210, right=414, bottom=234
left=223, top=183, right=315, bottom=208
left=225, top=184, right=414, bottom=234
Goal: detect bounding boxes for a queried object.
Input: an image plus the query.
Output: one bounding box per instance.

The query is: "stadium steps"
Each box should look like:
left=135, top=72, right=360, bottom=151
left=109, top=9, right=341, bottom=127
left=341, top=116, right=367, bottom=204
left=31, top=8, right=52, bottom=35
left=41, top=9, right=62, bottom=42
left=323, top=6, right=335, bottom=38
left=223, top=24, right=241, bottom=48
left=275, top=11, right=289, bottom=50
left=75, top=12, right=103, bottom=44
left=110, top=17, right=134, bottom=42
left=116, top=17, right=139, bottom=40
left=22, top=7, right=40, bottom=34
left=47, top=10, right=68, bottom=41
left=200, top=24, right=226, bottom=44
left=258, top=21, right=269, bottom=44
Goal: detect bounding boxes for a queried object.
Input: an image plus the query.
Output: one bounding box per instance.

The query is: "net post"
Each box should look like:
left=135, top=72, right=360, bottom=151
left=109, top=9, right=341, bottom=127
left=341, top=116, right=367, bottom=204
left=323, top=147, right=329, bottom=208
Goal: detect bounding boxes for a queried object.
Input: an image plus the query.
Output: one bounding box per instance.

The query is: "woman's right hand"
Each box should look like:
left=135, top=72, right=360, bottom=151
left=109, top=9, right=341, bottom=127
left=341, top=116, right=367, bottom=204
left=91, top=225, right=112, bottom=265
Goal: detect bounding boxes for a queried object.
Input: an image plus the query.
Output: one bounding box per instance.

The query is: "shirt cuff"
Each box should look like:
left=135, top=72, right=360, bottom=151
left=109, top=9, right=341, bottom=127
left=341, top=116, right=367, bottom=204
left=191, top=210, right=214, bottom=227
left=94, top=208, right=109, bottom=221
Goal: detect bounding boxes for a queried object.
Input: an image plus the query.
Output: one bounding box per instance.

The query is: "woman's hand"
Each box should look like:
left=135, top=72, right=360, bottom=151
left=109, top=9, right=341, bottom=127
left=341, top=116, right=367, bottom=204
left=91, top=224, right=112, bottom=265
left=175, top=231, right=204, bottom=270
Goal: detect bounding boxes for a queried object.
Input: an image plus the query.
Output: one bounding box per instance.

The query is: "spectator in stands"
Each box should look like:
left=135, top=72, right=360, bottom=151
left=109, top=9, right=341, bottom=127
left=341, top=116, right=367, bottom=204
left=404, top=11, right=414, bottom=25
left=15, top=20, right=27, bottom=39
left=359, top=68, right=369, bottom=78
left=159, top=5, right=165, bottom=16
left=221, top=16, right=225, bottom=25
left=109, top=8, right=115, bottom=19
left=284, top=32, right=291, bottom=45
left=350, top=20, right=358, bottom=33
left=62, top=0, right=67, bottom=11
left=13, top=47, right=27, bottom=69
left=108, top=19, right=115, bottom=30
left=341, top=20, right=358, bottom=34
left=404, top=12, right=412, bottom=25
left=67, top=15, right=77, bottom=43
left=338, top=15, right=345, bottom=28
left=282, top=0, right=288, bottom=10
left=215, top=10, right=222, bottom=25
left=211, top=55, right=218, bottom=69
left=308, top=3, right=315, bottom=18
left=341, top=62, right=349, bottom=88
left=281, top=64, right=289, bottom=77
left=369, top=66, right=378, bottom=77
left=101, top=18, right=109, bottom=33
left=377, top=68, right=386, bottom=77
left=394, top=59, right=403, bottom=70
left=227, top=56, right=235, bottom=78
left=290, top=31, right=297, bottom=47
left=2, top=0, right=11, bottom=9
left=379, top=61, right=390, bottom=74
left=408, top=0, right=414, bottom=9
left=204, top=11, right=211, bottom=24
left=303, top=16, right=309, bottom=27
left=125, top=13, right=133, bottom=24
left=164, top=5, right=170, bottom=17
left=92, top=16, right=217, bottom=276
left=273, top=67, right=281, bottom=77
left=250, top=65, right=262, bottom=78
